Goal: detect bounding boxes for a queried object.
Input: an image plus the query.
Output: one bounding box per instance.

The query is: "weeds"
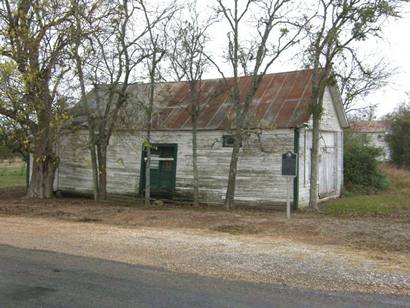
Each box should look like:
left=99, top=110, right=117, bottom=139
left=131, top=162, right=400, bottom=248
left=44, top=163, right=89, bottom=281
left=321, top=165, right=410, bottom=217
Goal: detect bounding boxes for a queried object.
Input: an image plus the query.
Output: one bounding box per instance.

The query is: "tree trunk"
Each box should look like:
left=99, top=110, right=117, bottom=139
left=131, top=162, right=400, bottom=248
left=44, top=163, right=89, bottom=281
left=308, top=80, right=326, bottom=210
left=24, top=154, right=30, bottom=189
left=224, top=128, right=242, bottom=210
left=308, top=114, right=320, bottom=209
left=72, top=20, right=99, bottom=201
left=27, top=99, right=58, bottom=199
left=144, top=80, right=153, bottom=206
left=97, top=143, right=107, bottom=200
left=145, top=51, right=156, bottom=207
left=89, top=139, right=99, bottom=201
left=144, top=145, right=151, bottom=206
left=192, top=111, right=200, bottom=207
left=87, top=123, right=99, bottom=201
left=27, top=140, right=58, bottom=199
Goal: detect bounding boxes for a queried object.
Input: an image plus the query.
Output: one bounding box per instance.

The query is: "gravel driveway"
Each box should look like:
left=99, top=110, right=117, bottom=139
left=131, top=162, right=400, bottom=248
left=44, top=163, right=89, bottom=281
left=0, top=216, right=408, bottom=296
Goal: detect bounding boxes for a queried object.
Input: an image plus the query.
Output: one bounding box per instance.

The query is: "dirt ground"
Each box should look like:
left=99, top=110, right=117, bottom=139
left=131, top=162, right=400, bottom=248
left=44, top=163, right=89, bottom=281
left=0, top=187, right=409, bottom=295
left=1, top=187, right=409, bottom=253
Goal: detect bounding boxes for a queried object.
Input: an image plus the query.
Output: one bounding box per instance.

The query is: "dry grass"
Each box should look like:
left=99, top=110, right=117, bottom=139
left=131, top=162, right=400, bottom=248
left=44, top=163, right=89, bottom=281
left=321, top=164, right=410, bottom=218
left=210, top=224, right=262, bottom=235
left=384, top=164, right=410, bottom=192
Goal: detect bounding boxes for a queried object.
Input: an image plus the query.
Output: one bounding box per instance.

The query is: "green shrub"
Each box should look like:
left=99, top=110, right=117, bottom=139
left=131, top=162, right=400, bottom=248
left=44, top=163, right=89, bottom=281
left=385, top=104, right=410, bottom=168
left=0, top=144, right=15, bottom=160
left=344, top=131, right=389, bottom=194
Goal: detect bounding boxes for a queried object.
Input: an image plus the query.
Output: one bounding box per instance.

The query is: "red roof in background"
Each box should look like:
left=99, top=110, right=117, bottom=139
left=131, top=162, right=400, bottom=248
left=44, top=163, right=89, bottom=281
left=350, top=121, right=389, bottom=133
left=147, top=69, right=314, bottom=130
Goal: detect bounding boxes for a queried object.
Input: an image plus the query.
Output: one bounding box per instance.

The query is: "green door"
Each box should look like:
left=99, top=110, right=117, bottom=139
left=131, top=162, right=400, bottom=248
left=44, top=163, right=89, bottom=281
left=140, top=144, right=177, bottom=197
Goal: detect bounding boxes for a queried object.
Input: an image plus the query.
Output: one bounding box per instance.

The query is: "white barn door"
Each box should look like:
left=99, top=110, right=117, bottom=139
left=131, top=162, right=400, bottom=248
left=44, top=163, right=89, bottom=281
left=305, top=131, right=338, bottom=198
left=319, top=146, right=337, bottom=197
left=318, top=132, right=337, bottom=198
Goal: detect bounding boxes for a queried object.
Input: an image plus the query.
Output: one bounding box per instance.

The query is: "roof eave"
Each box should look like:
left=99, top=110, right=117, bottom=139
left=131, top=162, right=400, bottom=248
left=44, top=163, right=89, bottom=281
left=328, top=85, right=349, bottom=129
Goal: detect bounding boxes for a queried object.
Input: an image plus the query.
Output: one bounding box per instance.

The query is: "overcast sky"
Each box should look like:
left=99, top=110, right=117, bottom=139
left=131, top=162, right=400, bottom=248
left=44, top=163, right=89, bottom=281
left=366, top=10, right=410, bottom=117
left=198, top=1, right=410, bottom=119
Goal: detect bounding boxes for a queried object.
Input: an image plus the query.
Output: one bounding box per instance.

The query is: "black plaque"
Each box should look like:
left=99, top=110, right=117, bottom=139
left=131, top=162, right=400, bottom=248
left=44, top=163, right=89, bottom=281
left=281, top=151, right=297, bottom=176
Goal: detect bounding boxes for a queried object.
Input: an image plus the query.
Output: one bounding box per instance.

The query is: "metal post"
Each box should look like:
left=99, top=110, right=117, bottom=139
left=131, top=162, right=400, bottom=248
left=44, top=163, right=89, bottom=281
left=286, top=177, right=291, bottom=219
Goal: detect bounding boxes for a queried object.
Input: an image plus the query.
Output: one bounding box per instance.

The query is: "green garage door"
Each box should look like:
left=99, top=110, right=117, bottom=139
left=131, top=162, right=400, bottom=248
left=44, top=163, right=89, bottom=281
left=140, top=144, right=177, bottom=197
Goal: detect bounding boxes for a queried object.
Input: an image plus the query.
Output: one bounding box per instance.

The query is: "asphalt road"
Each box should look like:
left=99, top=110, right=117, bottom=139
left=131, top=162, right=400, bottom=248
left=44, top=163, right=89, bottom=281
left=0, top=245, right=408, bottom=308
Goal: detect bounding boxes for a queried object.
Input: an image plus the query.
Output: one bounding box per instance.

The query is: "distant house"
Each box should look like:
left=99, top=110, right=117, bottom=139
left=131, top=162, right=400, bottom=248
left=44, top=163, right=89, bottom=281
left=350, top=121, right=390, bottom=161
left=55, top=69, right=349, bottom=208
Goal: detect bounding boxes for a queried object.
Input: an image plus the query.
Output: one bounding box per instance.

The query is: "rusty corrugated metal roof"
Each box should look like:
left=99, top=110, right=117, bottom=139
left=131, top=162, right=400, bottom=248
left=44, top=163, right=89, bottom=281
left=76, top=69, right=315, bottom=130
left=147, top=69, right=314, bottom=130
left=350, top=121, right=388, bottom=133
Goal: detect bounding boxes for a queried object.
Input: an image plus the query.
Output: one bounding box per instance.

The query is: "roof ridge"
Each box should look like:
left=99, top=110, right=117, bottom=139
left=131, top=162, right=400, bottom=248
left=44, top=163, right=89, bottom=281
left=123, top=68, right=314, bottom=87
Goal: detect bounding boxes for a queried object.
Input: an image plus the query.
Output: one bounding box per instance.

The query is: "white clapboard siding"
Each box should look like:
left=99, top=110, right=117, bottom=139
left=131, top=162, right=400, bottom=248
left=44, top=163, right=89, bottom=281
left=57, top=129, right=296, bottom=205
left=56, top=86, right=344, bottom=206
left=298, top=86, right=344, bottom=206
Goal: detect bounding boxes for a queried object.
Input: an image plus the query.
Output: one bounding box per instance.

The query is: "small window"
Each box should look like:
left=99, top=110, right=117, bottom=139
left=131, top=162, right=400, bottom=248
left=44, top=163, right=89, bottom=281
left=223, top=135, right=241, bottom=147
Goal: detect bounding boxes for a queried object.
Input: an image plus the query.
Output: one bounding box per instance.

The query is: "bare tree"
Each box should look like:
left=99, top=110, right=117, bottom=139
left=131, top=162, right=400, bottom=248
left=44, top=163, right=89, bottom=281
left=167, top=1, right=214, bottom=206
left=337, top=57, right=392, bottom=114
left=347, top=105, right=378, bottom=122
left=139, top=0, right=177, bottom=206
left=70, top=0, right=150, bottom=200
left=70, top=0, right=105, bottom=200
left=303, top=0, right=402, bottom=210
left=0, top=1, right=73, bottom=198
left=214, top=0, right=302, bottom=209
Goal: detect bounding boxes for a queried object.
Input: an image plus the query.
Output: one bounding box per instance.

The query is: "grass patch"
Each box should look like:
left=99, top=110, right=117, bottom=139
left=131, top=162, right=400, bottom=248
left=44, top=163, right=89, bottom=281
left=321, top=165, right=410, bottom=217
left=0, top=160, right=26, bottom=188
left=321, top=193, right=410, bottom=216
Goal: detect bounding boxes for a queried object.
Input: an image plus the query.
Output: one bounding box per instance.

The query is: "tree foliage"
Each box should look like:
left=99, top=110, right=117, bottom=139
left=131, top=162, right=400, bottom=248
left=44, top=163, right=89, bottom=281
left=386, top=102, right=410, bottom=168
left=344, top=130, right=389, bottom=193
left=0, top=0, right=74, bottom=198
left=0, top=117, right=28, bottom=159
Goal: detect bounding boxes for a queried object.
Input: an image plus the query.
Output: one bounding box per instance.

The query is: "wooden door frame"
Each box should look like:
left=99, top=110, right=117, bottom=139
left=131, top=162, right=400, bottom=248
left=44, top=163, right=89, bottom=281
left=139, top=143, right=178, bottom=197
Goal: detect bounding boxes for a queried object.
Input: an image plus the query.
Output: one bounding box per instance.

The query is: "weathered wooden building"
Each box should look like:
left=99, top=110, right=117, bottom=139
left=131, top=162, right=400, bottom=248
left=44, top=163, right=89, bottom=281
left=55, top=69, right=348, bottom=208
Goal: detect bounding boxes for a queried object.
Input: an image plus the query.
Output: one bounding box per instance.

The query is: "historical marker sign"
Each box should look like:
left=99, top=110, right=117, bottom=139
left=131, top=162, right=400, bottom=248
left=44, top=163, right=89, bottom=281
left=281, top=151, right=297, bottom=177
left=281, top=151, right=297, bottom=219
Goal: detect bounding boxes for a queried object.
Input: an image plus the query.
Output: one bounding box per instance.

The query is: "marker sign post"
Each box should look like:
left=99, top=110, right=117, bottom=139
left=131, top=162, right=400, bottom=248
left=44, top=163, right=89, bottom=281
left=281, top=151, right=297, bottom=219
